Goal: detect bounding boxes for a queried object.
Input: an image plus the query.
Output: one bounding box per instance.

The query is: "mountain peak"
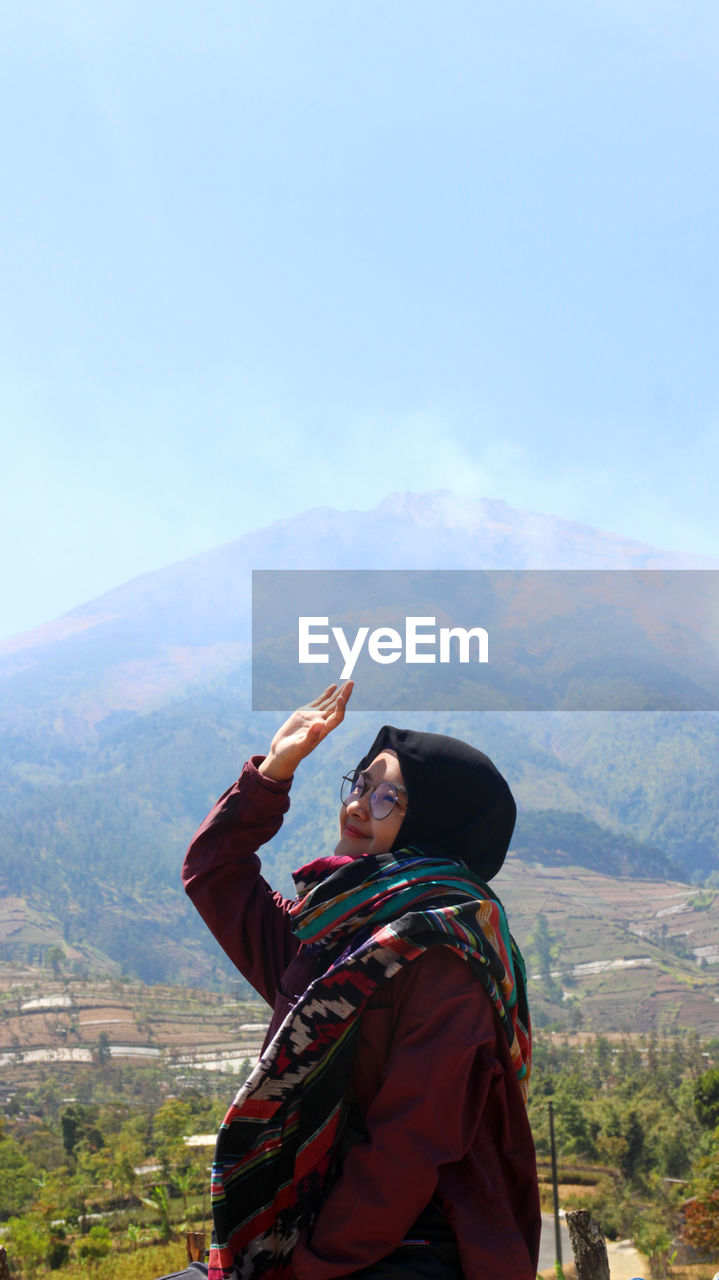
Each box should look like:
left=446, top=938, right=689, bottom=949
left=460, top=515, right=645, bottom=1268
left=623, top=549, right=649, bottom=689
left=1, top=490, right=716, bottom=678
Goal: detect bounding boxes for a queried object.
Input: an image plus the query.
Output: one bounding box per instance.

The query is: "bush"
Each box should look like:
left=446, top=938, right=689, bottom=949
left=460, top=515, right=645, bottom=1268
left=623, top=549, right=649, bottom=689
left=684, top=1190, right=719, bottom=1254
left=633, top=1218, right=675, bottom=1280
left=77, top=1225, right=112, bottom=1262
left=575, top=1177, right=634, bottom=1240
left=5, top=1215, right=52, bottom=1276
left=47, top=1226, right=70, bottom=1271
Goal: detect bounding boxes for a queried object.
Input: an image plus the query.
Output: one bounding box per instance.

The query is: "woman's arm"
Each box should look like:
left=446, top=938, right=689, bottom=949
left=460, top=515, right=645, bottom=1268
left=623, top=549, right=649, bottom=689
left=183, top=683, right=354, bottom=1006
left=182, top=757, right=298, bottom=1006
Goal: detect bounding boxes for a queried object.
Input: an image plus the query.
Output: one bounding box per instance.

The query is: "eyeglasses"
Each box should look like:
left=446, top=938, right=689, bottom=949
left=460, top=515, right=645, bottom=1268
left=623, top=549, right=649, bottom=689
left=340, top=771, right=407, bottom=820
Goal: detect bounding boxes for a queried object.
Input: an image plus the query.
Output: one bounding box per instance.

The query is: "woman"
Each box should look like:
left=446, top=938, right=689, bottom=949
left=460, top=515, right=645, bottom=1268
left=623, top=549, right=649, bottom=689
left=183, top=683, right=540, bottom=1280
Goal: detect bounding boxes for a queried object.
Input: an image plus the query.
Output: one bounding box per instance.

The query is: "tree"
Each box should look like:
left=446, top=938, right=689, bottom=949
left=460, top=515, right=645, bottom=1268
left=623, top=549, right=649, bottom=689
left=44, top=946, right=64, bottom=978
left=526, top=912, right=563, bottom=1003
left=683, top=1191, right=719, bottom=1254
left=683, top=1113, right=719, bottom=1253
left=108, top=1126, right=145, bottom=1203
left=172, top=1166, right=195, bottom=1216
left=596, top=1105, right=647, bottom=1184
left=60, top=1104, right=103, bottom=1161
left=153, top=1098, right=193, bottom=1175
left=5, top=1216, right=51, bottom=1277
left=0, top=1133, right=35, bottom=1219
left=47, top=1224, right=70, bottom=1271
left=633, top=1218, right=675, bottom=1280
left=141, top=1184, right=173, bottom=1242
left=29, top=1167, right=77, bottom=1227
left=94, top=1030, right=111, bottom=1064
left=621, top=1110, right=647, bottom=1183
left=694, top=1068, right=719, bottom=1129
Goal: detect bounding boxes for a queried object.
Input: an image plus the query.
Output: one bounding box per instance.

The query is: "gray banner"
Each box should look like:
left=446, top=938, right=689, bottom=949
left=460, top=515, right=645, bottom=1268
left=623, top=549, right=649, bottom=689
left=251, top=570, right=719, bottom=711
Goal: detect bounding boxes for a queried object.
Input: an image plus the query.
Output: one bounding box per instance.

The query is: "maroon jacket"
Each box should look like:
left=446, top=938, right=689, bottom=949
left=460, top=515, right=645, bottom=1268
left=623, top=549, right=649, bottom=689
left=182, top=758, right=541, bottom=1280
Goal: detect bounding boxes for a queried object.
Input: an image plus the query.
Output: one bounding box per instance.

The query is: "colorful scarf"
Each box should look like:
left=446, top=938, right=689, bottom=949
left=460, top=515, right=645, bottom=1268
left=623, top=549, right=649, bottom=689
left=208, top=850, right=531, bottom=1280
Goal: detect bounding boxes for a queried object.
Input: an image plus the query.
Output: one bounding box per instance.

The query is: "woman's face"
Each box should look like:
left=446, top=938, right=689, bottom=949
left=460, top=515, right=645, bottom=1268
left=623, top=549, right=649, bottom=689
left=335, top=749, right=407, bottom=859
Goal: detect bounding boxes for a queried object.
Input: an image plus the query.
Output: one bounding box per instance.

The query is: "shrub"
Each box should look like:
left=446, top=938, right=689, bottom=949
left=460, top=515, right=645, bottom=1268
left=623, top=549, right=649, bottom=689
left=76, top=1225, right=112, bottom=1262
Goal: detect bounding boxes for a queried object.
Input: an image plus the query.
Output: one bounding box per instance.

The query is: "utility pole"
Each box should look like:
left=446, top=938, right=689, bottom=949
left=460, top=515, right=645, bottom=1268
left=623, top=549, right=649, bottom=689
left=549, top=1099, right=563, bottom=1272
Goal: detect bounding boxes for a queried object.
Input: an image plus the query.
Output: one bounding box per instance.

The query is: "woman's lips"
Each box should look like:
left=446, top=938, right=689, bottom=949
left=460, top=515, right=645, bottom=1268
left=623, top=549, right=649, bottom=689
left=343, top=822, right=368, bottom=839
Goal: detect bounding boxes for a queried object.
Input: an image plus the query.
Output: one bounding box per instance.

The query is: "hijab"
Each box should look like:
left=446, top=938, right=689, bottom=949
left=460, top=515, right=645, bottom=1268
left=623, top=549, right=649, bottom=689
left=356, top=726, right=516, bottom=882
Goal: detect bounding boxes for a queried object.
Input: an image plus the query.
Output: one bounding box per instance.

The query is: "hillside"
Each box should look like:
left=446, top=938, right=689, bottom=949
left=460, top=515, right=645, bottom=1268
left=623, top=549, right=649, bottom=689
left=494, top=858, right=719, bottom=1033
left=2, top=853, right=718, bottom=1092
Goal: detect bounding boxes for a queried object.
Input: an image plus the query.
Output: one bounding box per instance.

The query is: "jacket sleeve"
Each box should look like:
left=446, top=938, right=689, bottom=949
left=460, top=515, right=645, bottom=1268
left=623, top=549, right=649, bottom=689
left=292, top=947, right=503, bottom=1280
left=182, top=756, right=299, bottom=1007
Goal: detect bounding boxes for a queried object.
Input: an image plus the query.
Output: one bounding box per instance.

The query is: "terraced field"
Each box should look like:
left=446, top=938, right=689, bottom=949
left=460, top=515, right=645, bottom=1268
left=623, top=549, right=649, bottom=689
left=495, top=856, right=719, bottom=1032
left=0, top=968, right=270, bottom=1089
left=2, top=854, right=718, bottom=1093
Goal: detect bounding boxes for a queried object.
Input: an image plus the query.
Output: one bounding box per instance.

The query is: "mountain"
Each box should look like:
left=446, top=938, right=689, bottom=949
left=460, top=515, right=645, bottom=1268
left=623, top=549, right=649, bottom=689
left=2, top=492, right=715, bottom=729
left=1, top=492, right=717, bottom=984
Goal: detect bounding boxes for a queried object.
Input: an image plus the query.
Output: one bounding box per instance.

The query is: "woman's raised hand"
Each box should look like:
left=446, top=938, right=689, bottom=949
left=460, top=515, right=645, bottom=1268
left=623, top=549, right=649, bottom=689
left=258, top=683, right=354, bottom=781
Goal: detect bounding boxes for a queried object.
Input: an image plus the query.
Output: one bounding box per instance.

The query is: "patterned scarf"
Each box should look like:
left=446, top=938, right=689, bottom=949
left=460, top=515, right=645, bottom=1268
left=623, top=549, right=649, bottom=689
left=208, top=849, right=531, bottom=1280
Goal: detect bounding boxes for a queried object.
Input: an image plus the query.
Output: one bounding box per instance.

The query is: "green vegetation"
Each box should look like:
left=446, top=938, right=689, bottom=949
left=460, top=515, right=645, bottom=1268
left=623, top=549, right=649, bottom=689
left=1, top=1057, right=230, bottom=1279
left=513, top=808, right=685, bottom=880
left=524, top=912, right=564, bottom=1004
left=693, top=1066, right=719, bottom=1129
left=2, top=1030, right=719, bottom=1277
left=529, top=1031, right=719, bottom=1273
left=688, top=889, right=716, bottom=911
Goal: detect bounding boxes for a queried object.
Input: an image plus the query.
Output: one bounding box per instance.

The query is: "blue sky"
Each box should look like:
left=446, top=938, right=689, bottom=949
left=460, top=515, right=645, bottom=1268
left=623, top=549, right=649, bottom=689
left=2, top=1, right=718, bottom=639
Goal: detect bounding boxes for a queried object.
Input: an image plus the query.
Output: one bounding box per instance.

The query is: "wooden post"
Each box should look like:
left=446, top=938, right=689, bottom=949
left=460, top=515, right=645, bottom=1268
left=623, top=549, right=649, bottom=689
left=185, top=1232, right=207, bottom=1264
left=566, top=1210, right=610, bottom=1280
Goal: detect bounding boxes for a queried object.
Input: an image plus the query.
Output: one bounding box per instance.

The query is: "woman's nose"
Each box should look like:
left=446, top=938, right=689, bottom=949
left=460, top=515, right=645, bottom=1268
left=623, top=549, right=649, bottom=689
left=347, top=788, right=370, bottom=816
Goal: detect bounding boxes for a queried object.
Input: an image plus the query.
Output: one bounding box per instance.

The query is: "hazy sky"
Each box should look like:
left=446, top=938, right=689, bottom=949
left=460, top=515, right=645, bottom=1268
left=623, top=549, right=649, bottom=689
left=2, top=1, right=718, bottom=639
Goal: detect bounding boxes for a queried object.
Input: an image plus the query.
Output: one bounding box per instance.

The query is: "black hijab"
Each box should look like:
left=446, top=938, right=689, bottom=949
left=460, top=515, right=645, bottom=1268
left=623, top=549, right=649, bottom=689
left=356, top=726, right=516, bottom=882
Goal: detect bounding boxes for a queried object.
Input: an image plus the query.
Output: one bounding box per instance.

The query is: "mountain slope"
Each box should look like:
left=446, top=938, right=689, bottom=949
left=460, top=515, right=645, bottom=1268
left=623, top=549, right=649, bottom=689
left=2, top=491, right=715, bottom=728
